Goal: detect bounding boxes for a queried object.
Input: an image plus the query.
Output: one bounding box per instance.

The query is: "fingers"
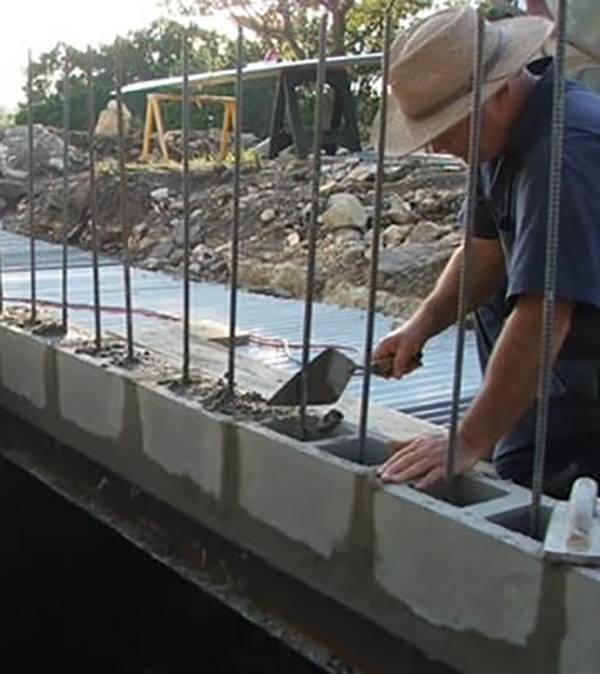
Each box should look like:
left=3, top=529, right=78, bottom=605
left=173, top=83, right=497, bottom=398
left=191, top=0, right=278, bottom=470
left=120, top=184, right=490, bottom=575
left=377, top=435, right=447, bottom=487
left=380, top=450, right=438, bottom=484
left=393, top=351, right=421, bottom=379
left=378, top=440, right=412, bottom=474
left=374, top=330, right=424, bottom=380
left=414, top=467, right=445, bottom=490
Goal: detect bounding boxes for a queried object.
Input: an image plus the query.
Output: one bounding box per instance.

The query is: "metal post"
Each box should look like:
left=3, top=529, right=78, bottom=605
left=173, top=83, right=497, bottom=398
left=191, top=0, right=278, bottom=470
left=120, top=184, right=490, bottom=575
left=27, top=49, right=37, bottom=323
left=61, top=50, right=71, bottom=333
left=227, top=25, right=244, bottom=399
left=299, top=14, right=328, bottom=439
left=182, top=30, right=191, bottom=383
left=357, top=10, right=392, bottom=464
left=114, top=38, right=135, bottom=362
left=87, top=46, right=102, bottom=351
left=530, top=0, right=568, bottom=536
left=446, top=10, right=486, bottom=485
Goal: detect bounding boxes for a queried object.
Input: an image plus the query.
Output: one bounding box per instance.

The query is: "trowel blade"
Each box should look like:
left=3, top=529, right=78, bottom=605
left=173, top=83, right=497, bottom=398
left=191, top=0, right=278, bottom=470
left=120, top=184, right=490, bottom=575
left=268, top=348, right=358, bottom=406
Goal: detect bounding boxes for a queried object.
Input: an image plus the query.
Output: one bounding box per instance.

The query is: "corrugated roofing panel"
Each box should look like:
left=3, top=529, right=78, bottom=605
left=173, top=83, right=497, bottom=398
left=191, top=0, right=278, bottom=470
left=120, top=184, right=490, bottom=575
left=0, top=229, right=481, bottom=426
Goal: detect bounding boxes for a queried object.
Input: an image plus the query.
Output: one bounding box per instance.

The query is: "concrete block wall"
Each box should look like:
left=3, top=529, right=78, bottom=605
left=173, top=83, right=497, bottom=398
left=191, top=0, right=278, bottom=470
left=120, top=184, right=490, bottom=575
left=0, top=321, right=598, bottom=674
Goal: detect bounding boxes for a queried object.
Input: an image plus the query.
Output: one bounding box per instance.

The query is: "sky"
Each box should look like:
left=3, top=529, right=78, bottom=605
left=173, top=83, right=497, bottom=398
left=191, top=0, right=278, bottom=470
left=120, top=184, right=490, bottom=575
left=0, top=0, right=167, bottom=110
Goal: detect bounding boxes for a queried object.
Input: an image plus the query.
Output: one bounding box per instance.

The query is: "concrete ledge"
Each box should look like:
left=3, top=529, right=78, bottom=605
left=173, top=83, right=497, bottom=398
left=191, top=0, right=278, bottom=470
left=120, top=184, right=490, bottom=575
left=0, top=320, right=599, bottom=674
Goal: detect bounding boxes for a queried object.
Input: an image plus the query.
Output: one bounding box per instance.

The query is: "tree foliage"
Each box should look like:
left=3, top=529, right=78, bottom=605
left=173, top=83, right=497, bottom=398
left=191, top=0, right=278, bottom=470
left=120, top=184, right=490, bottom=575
left=15, top=19, right=269, bottom=134
left=170, top=0, right=436, bottom=57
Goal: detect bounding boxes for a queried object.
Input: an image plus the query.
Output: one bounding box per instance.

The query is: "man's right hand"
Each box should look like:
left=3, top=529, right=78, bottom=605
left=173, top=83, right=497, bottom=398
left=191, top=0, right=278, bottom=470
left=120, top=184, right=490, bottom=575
left=373, top=324, right=426, bottom=379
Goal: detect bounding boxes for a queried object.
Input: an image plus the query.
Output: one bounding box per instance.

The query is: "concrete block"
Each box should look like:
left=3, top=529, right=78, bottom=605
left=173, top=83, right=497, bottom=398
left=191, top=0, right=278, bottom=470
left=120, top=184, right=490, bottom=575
left=0, top=327, right=46, bottom=409
left=560, top=567, right=600, bottom=673
left=137, top=384, right=223, bottom=499
left=315, top=434, right=391, bottom=466
left=57, top=350, right=125, bottom=440
left=238, top=424, right=356, bottom=558
left=374, top=486, right=543, bottom=645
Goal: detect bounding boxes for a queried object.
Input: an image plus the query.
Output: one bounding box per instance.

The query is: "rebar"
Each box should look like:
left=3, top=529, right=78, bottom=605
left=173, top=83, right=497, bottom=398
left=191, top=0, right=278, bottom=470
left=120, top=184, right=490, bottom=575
left=227, top=25, right=244, bottom=399
left=61, top=50, right=71, bottom=333
left=299, top=14, right=328, bottom=439
left=530, top=0, right=568, bottom=537
left=357, top=10, right=392, bottom=464
left=182, top=30, right=192, bottom=383
left=87, top=46, right=102, bottom=350
left=114, top=38, right=134, bottom=362
left=446, top=10, right=486, bottom=485
left=27, top=49, right=37, bottom=323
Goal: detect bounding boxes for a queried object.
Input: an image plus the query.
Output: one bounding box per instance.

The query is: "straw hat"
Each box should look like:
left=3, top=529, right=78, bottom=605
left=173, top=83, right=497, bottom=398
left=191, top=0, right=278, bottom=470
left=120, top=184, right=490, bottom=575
left=375, top=6, right=554, bottom=156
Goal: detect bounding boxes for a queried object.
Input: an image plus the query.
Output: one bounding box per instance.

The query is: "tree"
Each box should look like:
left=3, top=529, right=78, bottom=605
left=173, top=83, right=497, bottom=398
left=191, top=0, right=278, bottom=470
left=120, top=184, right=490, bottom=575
left=14, top=19, right=263, bottom=133
left=0, top=107, right=14, bottom=130
left=168, top=0, right=436, bottom=58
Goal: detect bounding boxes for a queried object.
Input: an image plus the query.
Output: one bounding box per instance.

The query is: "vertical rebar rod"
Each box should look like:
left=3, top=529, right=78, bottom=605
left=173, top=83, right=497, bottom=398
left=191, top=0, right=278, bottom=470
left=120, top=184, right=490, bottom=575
left=87, top=46, right=102, bottom=350
left=227, top=25, right=244, bottom=398
left=446, top=10, right=486, bottom=482
left=61, top=50, right=71, bottom=333
left=182, top=30, right=192, bottom=383
left=358, top=10, right=393, bottom=463
left=530, top=0, right=568, bottom=536
left=298, top=14, right=328, bottom=439
left=115, top=38, right=134, bottom=362
left=27, top=49, right=37, bottom=323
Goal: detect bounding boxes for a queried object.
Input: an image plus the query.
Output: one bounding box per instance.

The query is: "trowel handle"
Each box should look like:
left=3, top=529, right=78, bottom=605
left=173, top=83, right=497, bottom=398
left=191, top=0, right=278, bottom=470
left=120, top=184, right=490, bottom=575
left=370, top=352, right=423, bottom=377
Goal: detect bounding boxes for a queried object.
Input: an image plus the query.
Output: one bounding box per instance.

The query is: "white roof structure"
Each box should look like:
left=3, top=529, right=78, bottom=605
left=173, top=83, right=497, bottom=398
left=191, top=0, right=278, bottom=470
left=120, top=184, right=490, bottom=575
left=121, top=53, right=382, bottom=95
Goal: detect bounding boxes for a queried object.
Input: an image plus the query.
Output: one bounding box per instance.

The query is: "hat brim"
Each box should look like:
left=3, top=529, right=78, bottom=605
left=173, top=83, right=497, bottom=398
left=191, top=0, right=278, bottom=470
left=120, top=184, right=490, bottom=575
left=374, top=15, right=555, bottom=158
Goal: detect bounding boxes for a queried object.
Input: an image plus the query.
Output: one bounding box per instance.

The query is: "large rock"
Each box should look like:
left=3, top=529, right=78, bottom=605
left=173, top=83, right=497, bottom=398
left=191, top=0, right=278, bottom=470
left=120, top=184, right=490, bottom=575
left=95, top=100, right=132, bottom=137
left=321, top=193, right=367, bottom=231
left=406, top=221, right=441, bottom=244
left=383, top=224, right=411, bottom=248
left=172, top=219, right=203, bottom=248
left=0, top=125, right=85, bottom=178
left=387, top=194, right=414, bottom=224
left=378, top=243, right=454, bottom=296
left=0, top=178, right=26, bottom=206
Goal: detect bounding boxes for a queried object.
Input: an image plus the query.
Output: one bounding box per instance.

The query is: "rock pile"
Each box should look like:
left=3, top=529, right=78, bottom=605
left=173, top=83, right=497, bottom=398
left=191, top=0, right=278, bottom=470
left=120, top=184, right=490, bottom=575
left=1, top=128, right=467, bottom=319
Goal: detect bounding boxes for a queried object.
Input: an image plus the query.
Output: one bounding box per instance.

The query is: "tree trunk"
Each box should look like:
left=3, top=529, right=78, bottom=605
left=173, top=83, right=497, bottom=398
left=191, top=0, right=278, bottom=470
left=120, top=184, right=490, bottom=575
left=330, top=5, right=347, bottom=55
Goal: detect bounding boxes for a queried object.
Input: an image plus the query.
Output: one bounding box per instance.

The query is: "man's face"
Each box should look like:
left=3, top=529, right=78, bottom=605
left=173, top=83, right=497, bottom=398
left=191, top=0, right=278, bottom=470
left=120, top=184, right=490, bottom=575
left=430, top=116, right=472, bottom=161
left=430, top=91, right=510, bottom=163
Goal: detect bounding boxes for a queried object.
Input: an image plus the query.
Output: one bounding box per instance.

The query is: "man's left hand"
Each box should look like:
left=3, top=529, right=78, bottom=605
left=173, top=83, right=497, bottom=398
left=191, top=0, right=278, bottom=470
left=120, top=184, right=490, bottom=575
left=377, top=433, right=481, bottom=489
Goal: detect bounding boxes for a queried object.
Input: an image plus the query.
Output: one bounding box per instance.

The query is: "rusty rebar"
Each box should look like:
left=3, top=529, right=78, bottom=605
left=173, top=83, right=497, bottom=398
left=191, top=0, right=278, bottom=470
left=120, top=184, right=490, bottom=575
left=357, top=10, right=393, bottom=464
left=299, top=14, right=328, bottom=439
left=114, top=38, right=134, bottom=362
left=61, top=50, right=71, bottom=333
left=27, top=49, right=37, bottom=323
left=227, top=25, right=244, bottom=399
left=87, top=46, right=102, bottom=350
left=446, top=10, right=485, bottom=485
left=530, top=0, right=568, bottom=537
left=182, top=30, right=192, bottom=383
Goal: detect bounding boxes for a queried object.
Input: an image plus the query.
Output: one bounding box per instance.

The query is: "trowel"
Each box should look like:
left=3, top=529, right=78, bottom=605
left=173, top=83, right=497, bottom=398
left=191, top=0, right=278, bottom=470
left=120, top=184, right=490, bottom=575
left=268, top=347, right=422, bottom=406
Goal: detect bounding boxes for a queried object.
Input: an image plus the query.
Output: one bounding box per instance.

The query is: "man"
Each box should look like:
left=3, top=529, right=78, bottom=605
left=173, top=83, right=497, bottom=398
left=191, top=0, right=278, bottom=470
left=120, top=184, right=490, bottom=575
left=373, top=6, right=600, bottom=497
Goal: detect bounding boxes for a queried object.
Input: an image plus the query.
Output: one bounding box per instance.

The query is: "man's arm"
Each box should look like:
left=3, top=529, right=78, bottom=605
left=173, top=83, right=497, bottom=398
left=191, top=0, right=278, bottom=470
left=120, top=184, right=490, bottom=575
left=374, top=237, right=506, bottom=377
left=459, top=293, right=573, bottom=455
left=378, top=294, right=574, bottom=488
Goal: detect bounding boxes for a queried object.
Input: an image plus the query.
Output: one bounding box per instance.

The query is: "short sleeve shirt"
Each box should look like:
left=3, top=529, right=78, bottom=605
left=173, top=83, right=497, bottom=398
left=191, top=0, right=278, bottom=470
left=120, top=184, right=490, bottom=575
left=472, top=59, right=600, bottom=472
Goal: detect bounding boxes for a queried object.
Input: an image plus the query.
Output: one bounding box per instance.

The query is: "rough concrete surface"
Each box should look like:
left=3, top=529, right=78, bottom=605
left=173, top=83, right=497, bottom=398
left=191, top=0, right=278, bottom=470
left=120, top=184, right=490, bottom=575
left=138, top=383, right=223, bottom=499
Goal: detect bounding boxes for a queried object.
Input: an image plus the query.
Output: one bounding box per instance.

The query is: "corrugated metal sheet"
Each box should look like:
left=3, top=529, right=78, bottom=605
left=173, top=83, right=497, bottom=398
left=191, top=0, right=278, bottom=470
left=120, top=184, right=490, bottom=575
left=0, top=229, right=481, bottom=426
